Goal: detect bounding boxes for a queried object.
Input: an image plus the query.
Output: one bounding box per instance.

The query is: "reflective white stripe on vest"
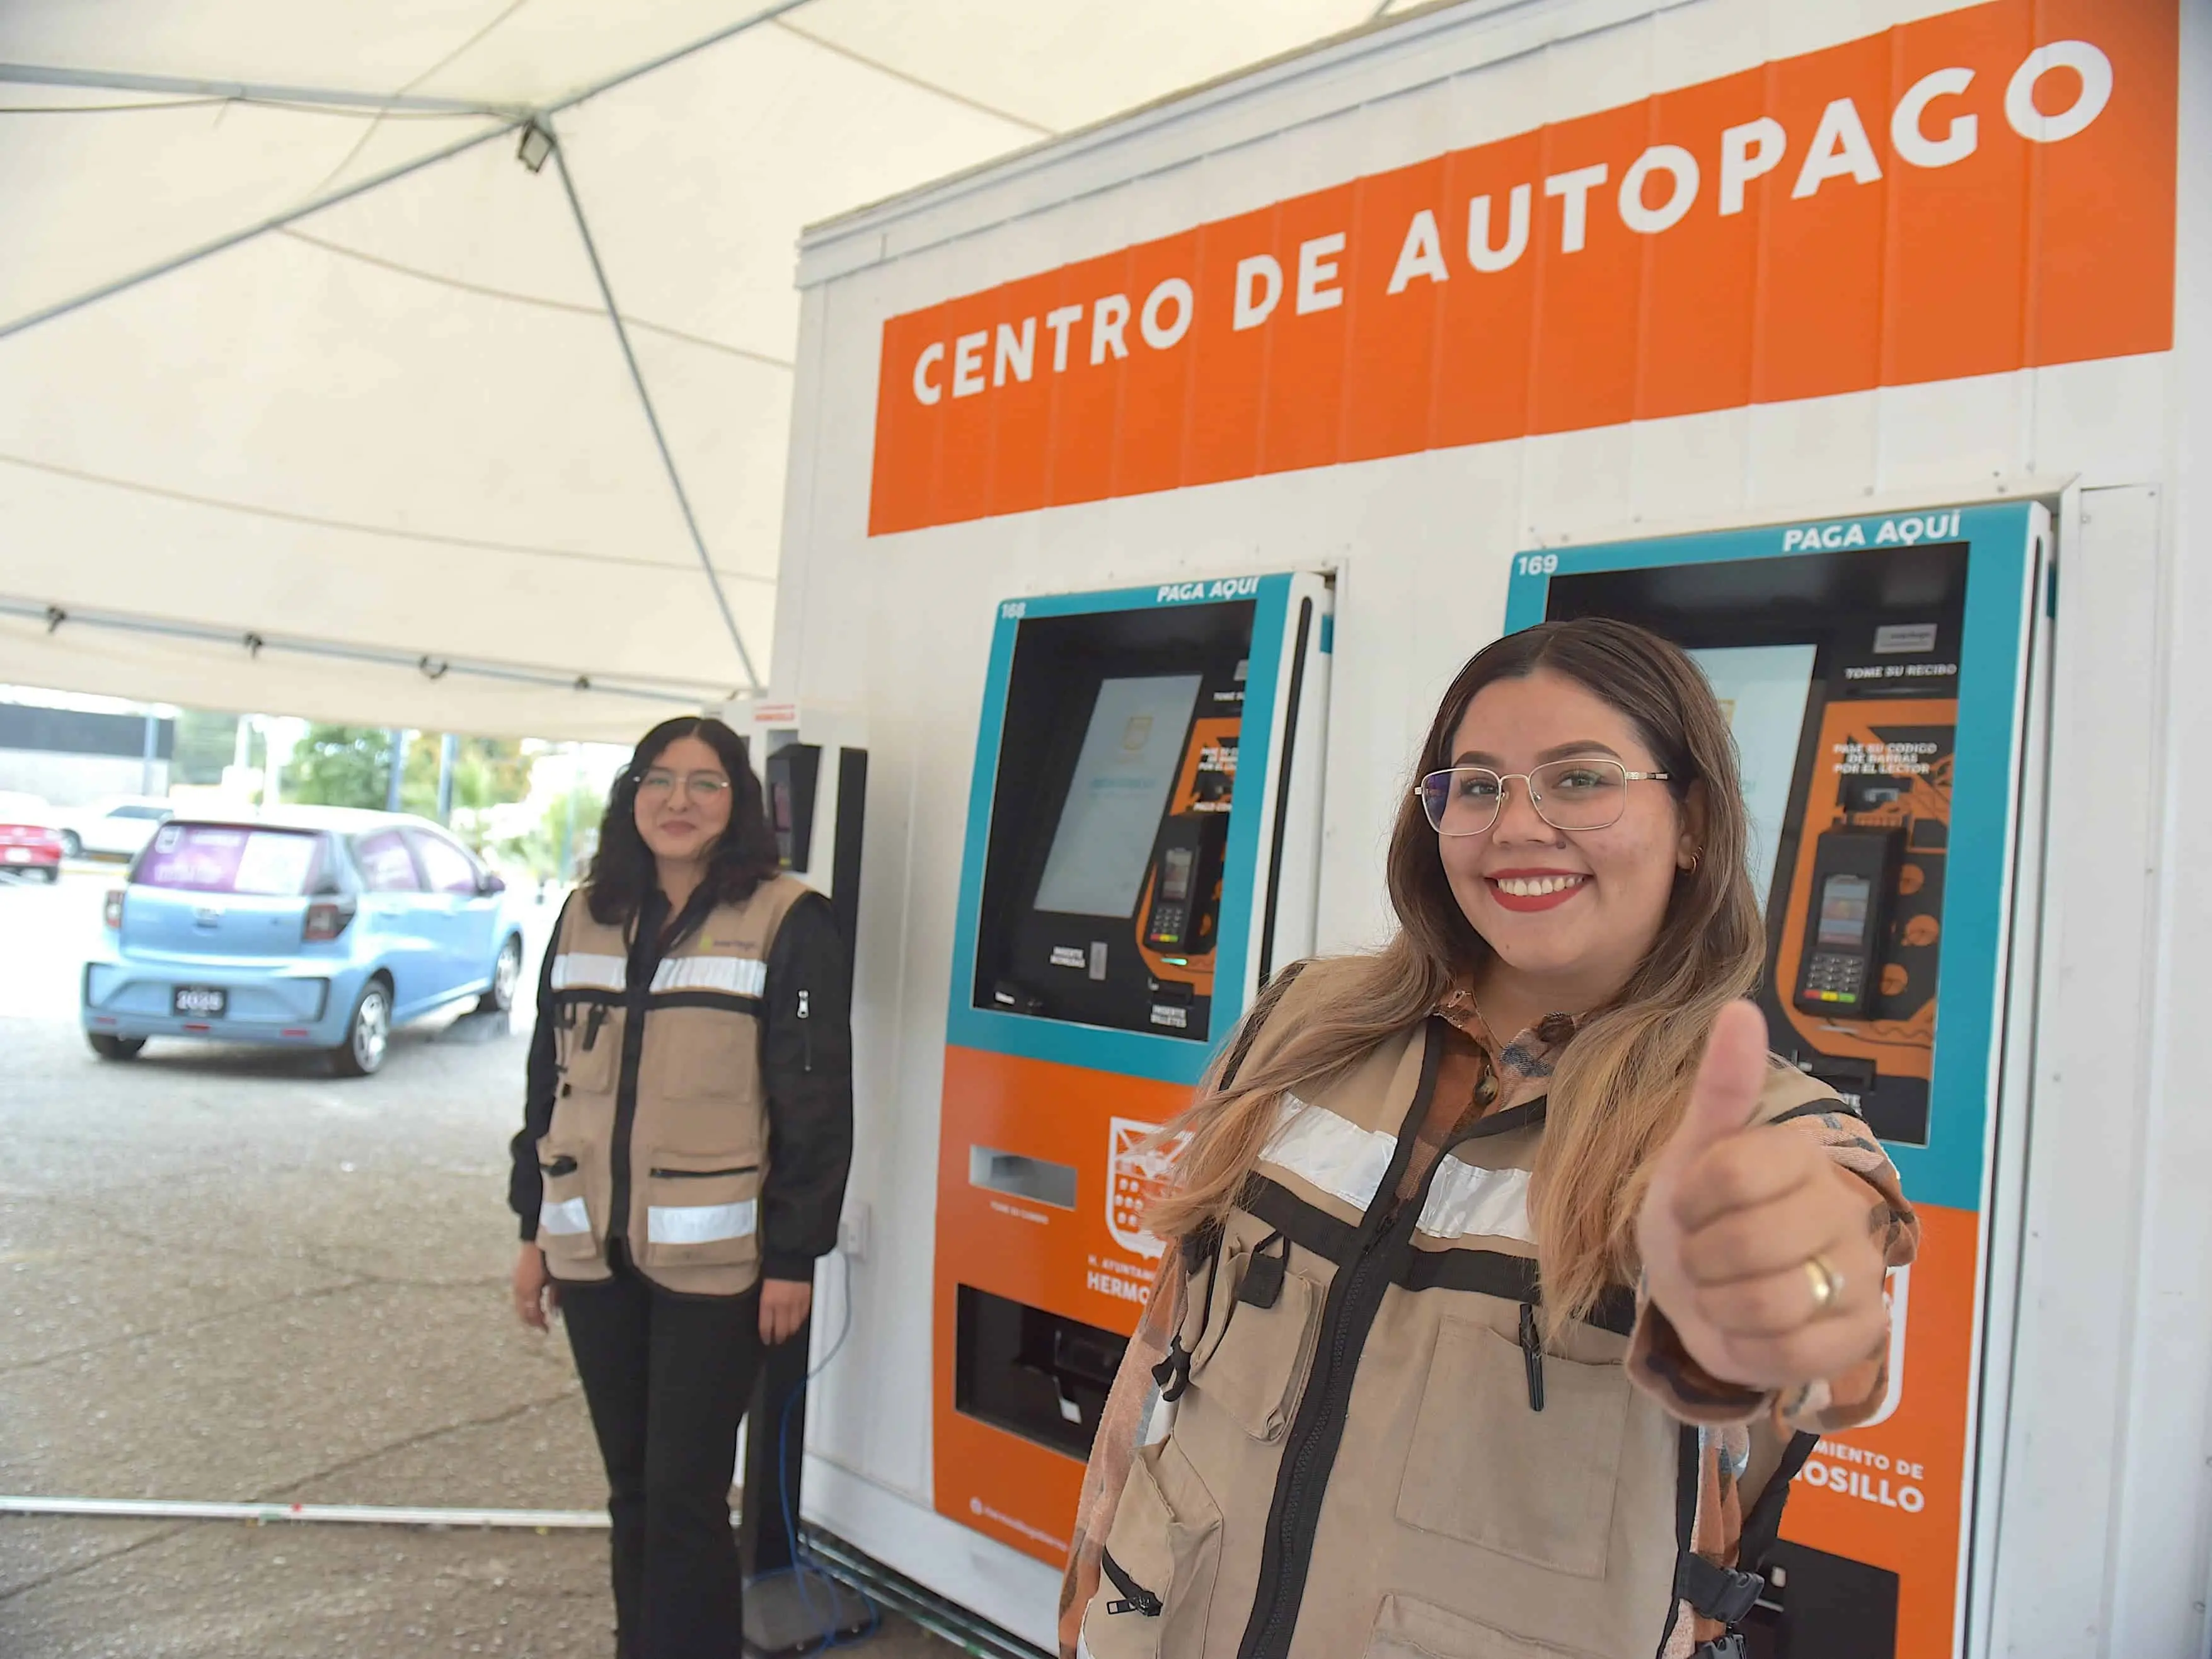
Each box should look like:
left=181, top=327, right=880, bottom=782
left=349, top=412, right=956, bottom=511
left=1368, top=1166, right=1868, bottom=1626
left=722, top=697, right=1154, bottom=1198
left=1260, top=1098, right=1535, bottom=1242
left=539, top=1197, right=592, bottom=1236
left=1260, top=1095, right=1397, bottom=1212
left=550, top=953, right=626, bottom=992
left=647, top=1200, right=759, bottom=1246
left=1415, top=1157, right=1533, bottom=1243
left=649, top=956, right=768, bottom=997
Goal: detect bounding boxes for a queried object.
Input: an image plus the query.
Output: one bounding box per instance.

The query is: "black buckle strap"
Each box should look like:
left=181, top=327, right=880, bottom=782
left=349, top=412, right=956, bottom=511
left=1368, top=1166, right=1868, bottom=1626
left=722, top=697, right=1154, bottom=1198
left=1688, top=1636, right=1746, bottom=1659
left=1236, top=1230, right=1288, bottom=1310
left=1677, top=1552, right=1765, bottom=1626
left=1153, top=1227, right=1228, bottom=1404
left=1151, top=1336, right=1194, bottom=1403
left=1100, top=1549, right=1162, bottom=1617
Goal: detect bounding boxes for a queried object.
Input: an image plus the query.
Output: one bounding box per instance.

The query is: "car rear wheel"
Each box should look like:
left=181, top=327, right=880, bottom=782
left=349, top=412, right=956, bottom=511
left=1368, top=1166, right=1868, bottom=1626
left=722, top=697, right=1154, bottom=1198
left=478, top=936, right=523, bottom=1014
left=33, top=866, right=58, bottom=884
left=58, top=830, right=82, bottom=859
left=331, top=982, right=391, bottom=1078
left=88, top=1033, right=146, bottom=1060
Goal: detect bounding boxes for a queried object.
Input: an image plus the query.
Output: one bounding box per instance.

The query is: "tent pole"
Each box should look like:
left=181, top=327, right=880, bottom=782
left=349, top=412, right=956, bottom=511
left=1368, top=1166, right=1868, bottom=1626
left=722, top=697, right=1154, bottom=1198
left=437, top=734, right=459, bottom=823
left=0, top=594, right=736, bottom=708
left=141, top=708, right=160, bottom=795
left=0, top=63, right=516, bottom=117
left=542, top=0, right=819, bottom=117
left=386, top=730, right=407, bottom=812
left=547, top=125, right=764, bottom=696
left=0, top=118, right=521, bottom=341
left=0, top=0, right=826, bottom=343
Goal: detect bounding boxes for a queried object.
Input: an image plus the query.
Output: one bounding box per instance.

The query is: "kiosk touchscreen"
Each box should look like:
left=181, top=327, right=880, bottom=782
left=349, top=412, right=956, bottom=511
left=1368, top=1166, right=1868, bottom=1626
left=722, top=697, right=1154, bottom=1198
left=935, top=573, right=1330, bottom=1564
left=1506, top=505, right=2047, bottom=1659
left=1540, top=537, right=1974, bottom=1145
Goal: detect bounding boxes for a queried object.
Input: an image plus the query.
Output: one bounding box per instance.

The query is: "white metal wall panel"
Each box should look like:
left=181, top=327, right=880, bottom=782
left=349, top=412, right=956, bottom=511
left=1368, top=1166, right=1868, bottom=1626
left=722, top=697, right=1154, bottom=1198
left=773, top=0, right=2204, bottom=1648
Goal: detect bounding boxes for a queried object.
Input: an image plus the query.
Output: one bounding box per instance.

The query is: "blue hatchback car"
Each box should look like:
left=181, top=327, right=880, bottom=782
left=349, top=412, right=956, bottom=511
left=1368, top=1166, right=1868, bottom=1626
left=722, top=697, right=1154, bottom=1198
left=83, top=807, right=526, bottom=1076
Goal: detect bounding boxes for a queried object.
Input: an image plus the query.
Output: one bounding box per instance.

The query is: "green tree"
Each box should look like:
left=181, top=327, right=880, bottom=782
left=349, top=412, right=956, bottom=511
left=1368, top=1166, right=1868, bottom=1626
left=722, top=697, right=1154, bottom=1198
left=398, top=735, right=531, bottom=820
left=171, top=710, right=241, bottom=786
left=282, top=729, right=534, bottom=822
left=494, top=783, right=604, bottom=882
left=281, top=725, right=393, bottom=808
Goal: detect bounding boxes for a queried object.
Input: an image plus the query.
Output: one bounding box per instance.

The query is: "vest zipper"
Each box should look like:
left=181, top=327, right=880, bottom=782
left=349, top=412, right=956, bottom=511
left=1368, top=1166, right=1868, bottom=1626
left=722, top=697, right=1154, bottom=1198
left=1238, top=1041, right=1553, bottom=1659
left=1100, top=1548, right=1163, bottom=1618
left=648, top=1163, right=759, bottom=1180
left=1238, top=1025, right=1446, bottom=1659
left=1248, top=1214, right=1405, bottom=1659
left=1519, top=1300, right=1546, bottom=1411
left=797, top=988, right=814, bottom=1073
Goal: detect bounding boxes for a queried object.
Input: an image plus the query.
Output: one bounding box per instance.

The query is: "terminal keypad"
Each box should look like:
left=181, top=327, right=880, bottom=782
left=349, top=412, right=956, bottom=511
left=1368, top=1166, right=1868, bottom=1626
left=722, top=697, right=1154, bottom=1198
left=1804, top=952, right=1867, bottom=1003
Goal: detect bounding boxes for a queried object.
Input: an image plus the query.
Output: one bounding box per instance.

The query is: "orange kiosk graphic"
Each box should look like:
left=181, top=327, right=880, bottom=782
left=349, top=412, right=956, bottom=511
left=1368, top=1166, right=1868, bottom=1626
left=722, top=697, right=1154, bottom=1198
left=935, top=576, right=1330, bottom=1564
left=1514, top=506, right=2046, bottom=1659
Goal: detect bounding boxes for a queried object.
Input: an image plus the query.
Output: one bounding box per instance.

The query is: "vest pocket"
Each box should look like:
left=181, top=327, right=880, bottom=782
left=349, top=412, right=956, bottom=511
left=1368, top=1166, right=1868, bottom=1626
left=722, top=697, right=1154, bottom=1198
left=560, top=1002, right=621, bottom=1096
left=1395, top=1316, right=1630, bottom=1579
left=649, top=1001, right=756, bottom=1099
left=1186, top=1253, right=1323, bottom=1443
left=535, top=1140, right=601, bottom=1269
left=635, top=1148, right=761, bottom=1270
left=1363, top=1593, right=1582, bottom=1659
left=1082, top=1439, right=1223, bottom=1659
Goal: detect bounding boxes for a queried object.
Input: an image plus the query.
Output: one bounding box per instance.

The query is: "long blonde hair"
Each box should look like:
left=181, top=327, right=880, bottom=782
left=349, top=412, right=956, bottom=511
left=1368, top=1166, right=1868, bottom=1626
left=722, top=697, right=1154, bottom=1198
left=1147, top=618, right=1764, bottom=1326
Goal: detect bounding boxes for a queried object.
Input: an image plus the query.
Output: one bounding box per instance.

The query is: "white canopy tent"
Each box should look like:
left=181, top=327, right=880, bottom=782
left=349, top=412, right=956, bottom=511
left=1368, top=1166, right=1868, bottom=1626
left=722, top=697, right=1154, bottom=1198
left=0, top=0, right=1410, bottom=741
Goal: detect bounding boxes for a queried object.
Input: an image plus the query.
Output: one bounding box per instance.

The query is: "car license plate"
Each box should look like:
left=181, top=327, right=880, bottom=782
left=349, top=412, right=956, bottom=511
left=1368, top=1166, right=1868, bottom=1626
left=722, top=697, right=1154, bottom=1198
left=172, top=986, right=228, bottom=1018
left=3, top=848, right=28, bottom=863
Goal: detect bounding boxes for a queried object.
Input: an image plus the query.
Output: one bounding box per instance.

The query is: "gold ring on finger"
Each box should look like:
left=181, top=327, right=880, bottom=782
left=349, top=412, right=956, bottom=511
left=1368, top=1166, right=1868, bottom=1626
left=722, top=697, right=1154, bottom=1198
left=1804, top=1253, right=1843, bottom=1316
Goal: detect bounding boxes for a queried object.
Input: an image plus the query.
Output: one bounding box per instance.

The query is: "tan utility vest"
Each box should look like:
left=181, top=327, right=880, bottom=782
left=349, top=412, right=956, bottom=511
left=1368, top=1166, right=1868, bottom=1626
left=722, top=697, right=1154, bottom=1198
left=1082, top=961, right=1836, bottom=1659
left=533, top=876, right=810, bottom=1297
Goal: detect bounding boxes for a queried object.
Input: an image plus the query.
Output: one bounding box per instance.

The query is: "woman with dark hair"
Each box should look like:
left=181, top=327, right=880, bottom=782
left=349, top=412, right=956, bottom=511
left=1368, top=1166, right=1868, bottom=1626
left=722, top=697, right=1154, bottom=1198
left=508, top=715, right=853, bottom=1659
left=1063, top=619, right=1916, bottom=1659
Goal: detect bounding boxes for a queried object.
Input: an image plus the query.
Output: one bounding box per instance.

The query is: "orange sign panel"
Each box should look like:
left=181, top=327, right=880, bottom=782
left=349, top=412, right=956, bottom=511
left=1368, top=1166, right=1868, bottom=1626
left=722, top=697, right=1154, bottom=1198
left=935, top=1043, right=1194, bottom=1563
left=1785, top=1203, right=1985, bottom=1658
left=870, top=0, right=2177, bottom=536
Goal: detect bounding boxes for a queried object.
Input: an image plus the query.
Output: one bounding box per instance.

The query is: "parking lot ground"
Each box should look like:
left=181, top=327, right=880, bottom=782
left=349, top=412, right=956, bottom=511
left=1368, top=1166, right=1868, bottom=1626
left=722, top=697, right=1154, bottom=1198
left=0, top=872, right=950, bottom=1658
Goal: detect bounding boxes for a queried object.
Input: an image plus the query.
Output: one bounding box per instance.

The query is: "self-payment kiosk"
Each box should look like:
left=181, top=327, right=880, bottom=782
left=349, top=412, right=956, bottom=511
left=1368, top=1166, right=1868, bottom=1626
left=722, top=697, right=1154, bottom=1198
left=1507, top=504, right=2047, bottom=1659
left=935, top=572, right=1330, bottom=1563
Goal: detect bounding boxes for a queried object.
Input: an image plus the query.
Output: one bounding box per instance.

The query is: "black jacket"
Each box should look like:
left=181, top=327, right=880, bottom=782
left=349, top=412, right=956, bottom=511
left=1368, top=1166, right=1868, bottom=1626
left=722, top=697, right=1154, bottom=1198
left=507, top=883, right=853, bottom=1283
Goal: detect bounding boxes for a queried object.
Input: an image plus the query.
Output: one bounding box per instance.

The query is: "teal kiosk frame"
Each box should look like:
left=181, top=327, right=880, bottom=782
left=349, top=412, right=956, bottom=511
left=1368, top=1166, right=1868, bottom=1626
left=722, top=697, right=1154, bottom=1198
left=1505, top=503, right=2047, bottom=1659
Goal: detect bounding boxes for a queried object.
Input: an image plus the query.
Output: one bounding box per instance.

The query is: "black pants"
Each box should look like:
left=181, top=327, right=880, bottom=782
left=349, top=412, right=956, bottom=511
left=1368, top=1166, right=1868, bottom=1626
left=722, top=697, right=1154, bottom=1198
left=563, top=1248, right=763, bottom=1659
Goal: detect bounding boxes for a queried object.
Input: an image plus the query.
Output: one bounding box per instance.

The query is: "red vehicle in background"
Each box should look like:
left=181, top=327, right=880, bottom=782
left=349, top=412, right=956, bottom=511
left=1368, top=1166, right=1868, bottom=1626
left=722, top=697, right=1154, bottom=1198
left=0, top=792, right=64, bottom=883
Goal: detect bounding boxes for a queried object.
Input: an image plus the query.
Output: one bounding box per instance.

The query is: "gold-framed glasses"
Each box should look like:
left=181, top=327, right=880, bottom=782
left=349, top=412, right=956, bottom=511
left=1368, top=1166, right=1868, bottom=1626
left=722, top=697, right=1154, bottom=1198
left=1415, top=759, right=1671, bottom=837
left=638, top=769, right=732, bottom=803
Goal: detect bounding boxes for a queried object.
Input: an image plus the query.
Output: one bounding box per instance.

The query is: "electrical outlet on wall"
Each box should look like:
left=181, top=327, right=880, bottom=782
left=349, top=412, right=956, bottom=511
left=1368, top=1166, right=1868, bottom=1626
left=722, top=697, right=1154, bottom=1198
left=838, top=1202, right=870, bottom=1261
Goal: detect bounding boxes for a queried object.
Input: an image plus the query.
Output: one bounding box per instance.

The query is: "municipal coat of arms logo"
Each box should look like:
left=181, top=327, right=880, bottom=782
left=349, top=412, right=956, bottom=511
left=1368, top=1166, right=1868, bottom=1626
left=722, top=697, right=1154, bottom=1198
left=1107, top=1117, right=1188, bottom=1260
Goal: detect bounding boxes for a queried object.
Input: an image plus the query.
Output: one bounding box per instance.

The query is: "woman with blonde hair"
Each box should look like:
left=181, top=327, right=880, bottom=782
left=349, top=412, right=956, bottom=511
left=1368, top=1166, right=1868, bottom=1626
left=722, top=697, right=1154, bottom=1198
left=1063, top=618, right=1914, bottom=1659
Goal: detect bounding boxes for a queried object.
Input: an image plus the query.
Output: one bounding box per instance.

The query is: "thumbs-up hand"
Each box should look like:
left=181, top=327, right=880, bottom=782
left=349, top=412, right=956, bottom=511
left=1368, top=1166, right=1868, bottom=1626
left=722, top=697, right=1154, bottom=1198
left=1635, top=1002, right=1888, bottom=1392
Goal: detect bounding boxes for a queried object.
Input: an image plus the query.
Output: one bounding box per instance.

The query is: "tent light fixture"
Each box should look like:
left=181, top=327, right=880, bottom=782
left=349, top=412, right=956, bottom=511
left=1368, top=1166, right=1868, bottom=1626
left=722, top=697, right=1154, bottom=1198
left=44, top=605, right=66, bottom=633
left=418, top=655, right=451, bottom=682
left=243, top=632, right=265, bottom=658
left=517, top=122, right=555, bottom=174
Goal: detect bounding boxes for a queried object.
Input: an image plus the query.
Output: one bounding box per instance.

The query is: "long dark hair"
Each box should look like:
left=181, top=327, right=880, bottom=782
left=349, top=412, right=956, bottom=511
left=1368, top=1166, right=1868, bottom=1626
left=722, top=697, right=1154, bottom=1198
left=1150, top=618, right=1763, bottom=1328
left=584, top=716, right=781, bottom=925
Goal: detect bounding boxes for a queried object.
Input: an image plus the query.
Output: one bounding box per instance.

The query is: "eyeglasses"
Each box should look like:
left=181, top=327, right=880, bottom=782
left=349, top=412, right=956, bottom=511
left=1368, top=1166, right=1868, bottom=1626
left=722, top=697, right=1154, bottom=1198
left=1415, top=758, right=1671, bottom=837
left=637, top=769, right=731, bottom=803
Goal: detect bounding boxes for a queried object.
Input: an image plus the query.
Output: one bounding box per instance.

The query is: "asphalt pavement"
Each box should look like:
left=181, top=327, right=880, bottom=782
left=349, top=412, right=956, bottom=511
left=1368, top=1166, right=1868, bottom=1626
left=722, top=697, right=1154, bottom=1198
left=0, top=868, right=948, bottom=1658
